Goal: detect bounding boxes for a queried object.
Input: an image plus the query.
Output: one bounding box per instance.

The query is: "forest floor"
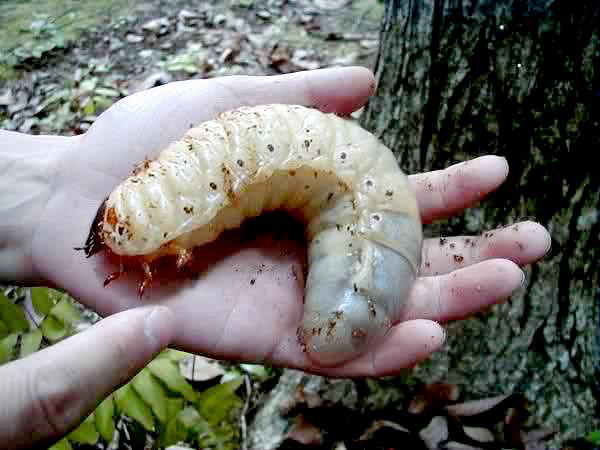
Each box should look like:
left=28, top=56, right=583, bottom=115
left=0, top=0, right=383, bottom=135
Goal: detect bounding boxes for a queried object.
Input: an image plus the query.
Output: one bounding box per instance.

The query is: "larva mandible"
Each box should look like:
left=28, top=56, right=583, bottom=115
left=83, top=104, right=423, bottom=367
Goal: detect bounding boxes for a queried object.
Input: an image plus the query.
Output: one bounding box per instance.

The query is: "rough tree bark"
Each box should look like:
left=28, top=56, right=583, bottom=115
left=360, top=0, right=599, bottom=442
left=248, top=0, right=598, bottom=448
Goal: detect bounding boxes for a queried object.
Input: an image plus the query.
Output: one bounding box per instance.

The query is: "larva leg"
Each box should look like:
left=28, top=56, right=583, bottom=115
left=138, top=262, right=153, bottom=297
left=176, top=248, right=193, bottom=271
left=103, top=260, right=125, bottom=287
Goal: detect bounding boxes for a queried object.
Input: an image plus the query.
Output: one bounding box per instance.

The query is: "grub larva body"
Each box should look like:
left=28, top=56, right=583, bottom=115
left=89, top=104, right=423, bottom=367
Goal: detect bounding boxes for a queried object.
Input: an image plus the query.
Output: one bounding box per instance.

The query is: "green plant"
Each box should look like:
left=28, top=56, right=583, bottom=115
left=0, top=13, right=68, bottom=69
left=586, top=430, right=600, bottom=445
left=1, top=286, right=248, bottom=449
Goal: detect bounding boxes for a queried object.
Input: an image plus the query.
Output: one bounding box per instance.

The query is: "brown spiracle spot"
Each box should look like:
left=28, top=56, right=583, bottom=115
left=183, top=206, right=194, bottom=214
left=106, top=207, right=118, bottom=226
left=453, top=254, right=464, bottom=263
left=132, top=157, right=153, bottom=176
left=367, top=300, right=376, bottom=318
left=385, top=190, right=394, bottom=197
left=267, top=144, right=275, bottom=152
left=289, top=170, right=296, bottom=176
left=210, top=182, right=217, bottom=190
left=237, top=159, right=244, bottom=167
left=326, top=319, right=337, bottom=337
left=352, top=328, right=367, bottom=338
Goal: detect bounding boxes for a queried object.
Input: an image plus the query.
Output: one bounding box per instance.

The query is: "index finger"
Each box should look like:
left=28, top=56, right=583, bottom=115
left=82, top=66, right=377, bottom=183
left=409, top=155, right=509, bottom=224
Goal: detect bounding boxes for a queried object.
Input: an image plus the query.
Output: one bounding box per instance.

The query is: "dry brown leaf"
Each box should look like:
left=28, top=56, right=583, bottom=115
left=178, top=355, right=225, bottom=382
left=445, top=395, right=510, bottom=417
left=409, top=382, right=461, bottom=414
left=286, top=414, right=323, bottom=446
left=419, top=416, right=449, bottom=450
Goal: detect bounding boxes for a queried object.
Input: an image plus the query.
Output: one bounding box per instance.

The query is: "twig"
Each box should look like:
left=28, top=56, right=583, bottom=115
left=240, top=374, right=252, bottom=450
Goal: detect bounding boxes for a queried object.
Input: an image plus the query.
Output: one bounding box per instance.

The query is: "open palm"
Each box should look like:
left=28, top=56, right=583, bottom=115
left=31, top=67, right=550, bottom=377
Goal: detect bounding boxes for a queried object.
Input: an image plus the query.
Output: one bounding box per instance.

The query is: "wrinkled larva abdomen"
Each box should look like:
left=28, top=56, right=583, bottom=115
left=96, top=104, right=422, bottom=367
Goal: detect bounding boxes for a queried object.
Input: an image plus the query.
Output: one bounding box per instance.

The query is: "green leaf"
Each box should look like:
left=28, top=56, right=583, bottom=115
left=162, top=348, right=190, bottom=362
left=94, top=87, right=120, bottom=98
left=114, top=384, right=155, bottom=432
left=147, top=358, right=197, bottom=401
left=0, top=320, right=8, bottom=339
left=177, top=406, right=203, bottom=429
left=48, top=438, right=73, bottom=450
left=40, top=314, right=68, bottom=342
left=162, top=416, right=188, bottom=447
left=79, top=77, right=98, bottom=92
left=19, top=329, right=42, bottom=357
left=132, top=369, right=169, bottom=423
left=39, top=88, right=71, bottom=112
left=0, top=292, right=29, bottom=333
left=95, top=396, right=115, bottom=442
left=82, top=97, right=96, bottom=116
left=197, top=378, right=243, bottom=424
left=586, top=430, right=600, bottom=444
left=68, top=414, right=99, bottom=445
left=50, top=297, right=81, bottom=327
left=156, top=398, right=187, bottom=447
left=31, top=287, right=54, bottom=316
left=92, top=95, right=114, bottom=111
left=240, top=363, right=268, bottom=379
left=166, top=397, right=185, bottom=422
left=0, top=333, right=19, bottom=364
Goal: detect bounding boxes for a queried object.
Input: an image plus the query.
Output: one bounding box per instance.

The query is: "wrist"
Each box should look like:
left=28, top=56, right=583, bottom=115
left=0, top=130, right=73, bottom=284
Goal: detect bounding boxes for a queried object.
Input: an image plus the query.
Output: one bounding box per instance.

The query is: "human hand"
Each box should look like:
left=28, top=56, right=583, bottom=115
left=0, top=305, right=174, bottom=450
left=27, top=67, right=550, bottom=377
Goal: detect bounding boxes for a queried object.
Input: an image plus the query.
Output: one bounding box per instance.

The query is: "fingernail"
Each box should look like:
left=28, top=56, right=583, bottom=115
left=144, top=306, right=175, bottom=350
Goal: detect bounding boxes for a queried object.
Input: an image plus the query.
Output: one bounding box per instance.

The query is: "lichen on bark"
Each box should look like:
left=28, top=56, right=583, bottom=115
left=360, top=0, right=599, bottom=444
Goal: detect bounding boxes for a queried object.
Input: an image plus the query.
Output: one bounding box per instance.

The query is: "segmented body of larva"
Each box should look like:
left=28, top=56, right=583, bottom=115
left=84, top=104, right=423, bottom=367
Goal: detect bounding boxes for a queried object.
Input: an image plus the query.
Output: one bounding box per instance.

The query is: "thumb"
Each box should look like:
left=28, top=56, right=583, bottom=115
left=0, top=305, right=175, bottom=450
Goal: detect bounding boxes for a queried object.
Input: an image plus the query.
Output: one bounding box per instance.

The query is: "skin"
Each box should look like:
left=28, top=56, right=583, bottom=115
left=0, top=67, right=551, bottom=449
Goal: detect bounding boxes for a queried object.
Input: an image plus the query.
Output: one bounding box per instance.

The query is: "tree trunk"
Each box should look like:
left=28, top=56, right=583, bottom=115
left=360, top=0, right=599, bottom=442
left=248, top=2, right=598, bottom=447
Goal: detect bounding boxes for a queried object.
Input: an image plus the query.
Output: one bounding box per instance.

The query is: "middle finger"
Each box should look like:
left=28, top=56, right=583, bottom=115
left=419, top=220, right=550, bottom=277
